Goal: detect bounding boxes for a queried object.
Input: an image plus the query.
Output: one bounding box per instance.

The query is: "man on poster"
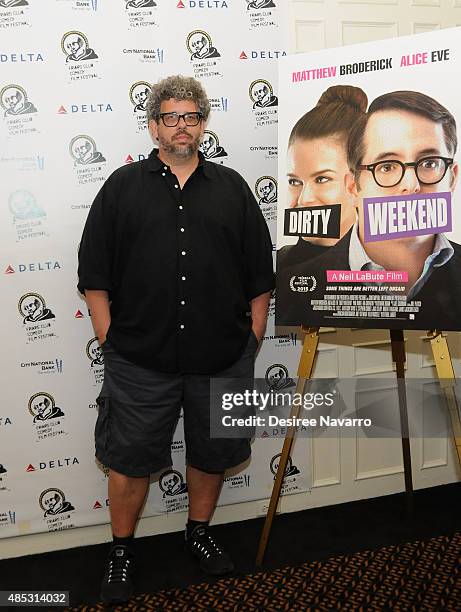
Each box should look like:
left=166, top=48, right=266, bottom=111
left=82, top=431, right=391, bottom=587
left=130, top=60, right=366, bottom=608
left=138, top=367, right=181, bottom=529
left=78, top=75, right=274, bottom=604
left=277, top=90, right=461, bottom=329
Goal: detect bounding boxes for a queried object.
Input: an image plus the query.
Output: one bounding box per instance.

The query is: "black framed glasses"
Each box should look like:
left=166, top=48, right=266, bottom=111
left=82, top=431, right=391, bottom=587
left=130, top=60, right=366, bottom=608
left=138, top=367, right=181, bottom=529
left=157, top=112, right=203, bottom=127
left=359, top=156, right=454, bottom=188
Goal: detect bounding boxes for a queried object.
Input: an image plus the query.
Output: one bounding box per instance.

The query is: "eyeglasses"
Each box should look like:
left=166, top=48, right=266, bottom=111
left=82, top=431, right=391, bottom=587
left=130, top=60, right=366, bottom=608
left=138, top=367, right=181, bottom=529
left=359, top=156, right=454, bottom=188
left=157, top=112, right=203, bottom=127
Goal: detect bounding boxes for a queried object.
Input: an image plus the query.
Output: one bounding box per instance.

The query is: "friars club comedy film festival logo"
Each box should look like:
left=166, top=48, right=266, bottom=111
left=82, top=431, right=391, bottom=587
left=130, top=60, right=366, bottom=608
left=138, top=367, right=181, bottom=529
left=249, top=79, right=278, bottom=129
left=28, top=392, right=67, bottom=443
left=129, top=81, right=151, bottom=132
left=1, top=84, right=39, bottom=138
left=187, top=30, right=222, bottom=79
left=39, top=488, right=75, bottom=532
left=86, top=337, right=104, bottom=385
left=18, top=292, right=56, bottom=343
left=245, top=0, right=277, bottom=31
left=124, top=0, right=158, bottom=30
left=69, top=135, right=106, bottom=186
left=158, top=469, right=188, bottom=512
left=255, top=176, right=277, bottom=222
left=200, top=130, right=227, bottom=163
left=61, top=31, right=100, bottom=82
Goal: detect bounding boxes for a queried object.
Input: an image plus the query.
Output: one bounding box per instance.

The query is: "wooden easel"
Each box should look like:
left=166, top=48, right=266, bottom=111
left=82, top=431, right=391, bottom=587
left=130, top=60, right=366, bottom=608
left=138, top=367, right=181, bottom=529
left=256, top=327, right=461, bottom=567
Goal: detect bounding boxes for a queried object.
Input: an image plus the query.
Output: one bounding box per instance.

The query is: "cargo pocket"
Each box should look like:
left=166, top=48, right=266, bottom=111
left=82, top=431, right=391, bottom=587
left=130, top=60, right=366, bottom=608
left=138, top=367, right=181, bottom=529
left=95, top=396, right=111, bottom=455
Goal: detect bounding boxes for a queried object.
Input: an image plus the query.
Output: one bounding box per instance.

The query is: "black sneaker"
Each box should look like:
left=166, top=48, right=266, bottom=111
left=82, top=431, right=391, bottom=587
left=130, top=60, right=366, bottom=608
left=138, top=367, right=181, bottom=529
left=100, top=545, right=134, bottom=604
left=186, top=525, right=234, bottom=575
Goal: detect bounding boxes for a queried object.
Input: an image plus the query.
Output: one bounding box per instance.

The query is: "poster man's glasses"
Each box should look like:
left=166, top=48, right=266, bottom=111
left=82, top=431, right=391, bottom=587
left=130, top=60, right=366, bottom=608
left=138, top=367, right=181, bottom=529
left=359, top=156, right=454, bottom=188
left=157, top=112, right=203, bottom=127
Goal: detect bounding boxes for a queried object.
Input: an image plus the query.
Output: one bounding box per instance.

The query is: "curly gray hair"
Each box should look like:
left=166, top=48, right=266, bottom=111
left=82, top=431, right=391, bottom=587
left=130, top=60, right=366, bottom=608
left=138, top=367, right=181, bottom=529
left=147, top=75, right=210, bottom=122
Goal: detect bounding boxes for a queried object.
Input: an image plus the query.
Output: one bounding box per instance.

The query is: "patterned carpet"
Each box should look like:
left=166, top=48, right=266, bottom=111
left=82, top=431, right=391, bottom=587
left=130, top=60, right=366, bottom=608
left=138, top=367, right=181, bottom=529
left=68, top=532, right=461, bottom=611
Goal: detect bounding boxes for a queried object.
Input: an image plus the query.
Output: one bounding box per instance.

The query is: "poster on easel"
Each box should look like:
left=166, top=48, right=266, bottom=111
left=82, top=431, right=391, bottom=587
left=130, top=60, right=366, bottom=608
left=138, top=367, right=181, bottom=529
left=276, top=28, right=461, bottom=331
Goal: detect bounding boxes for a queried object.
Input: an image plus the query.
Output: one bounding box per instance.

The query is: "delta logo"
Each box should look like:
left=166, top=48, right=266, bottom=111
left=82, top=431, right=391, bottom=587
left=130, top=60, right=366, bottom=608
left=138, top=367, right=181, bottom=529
left=26, top=457, right=79, bottom=472
left=124, top=152, right=149, bottom=164
left=93, top=499, right=109, bottom=509
left=57, top=103, right=113, bottom=114
left=4, top=261, right=61, bottom=274
left=177, top=0, right=228, bottom=7
left=0, top=52, right=44, bottom=63
left=240, top=49, right=287, bottom=60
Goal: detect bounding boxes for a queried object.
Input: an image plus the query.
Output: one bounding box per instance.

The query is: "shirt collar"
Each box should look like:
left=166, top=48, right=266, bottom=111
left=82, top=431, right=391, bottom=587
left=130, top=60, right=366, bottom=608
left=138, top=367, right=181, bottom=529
left=147, top=148, right=213, bottom=179
left=349, top=222, right=454, bottom=271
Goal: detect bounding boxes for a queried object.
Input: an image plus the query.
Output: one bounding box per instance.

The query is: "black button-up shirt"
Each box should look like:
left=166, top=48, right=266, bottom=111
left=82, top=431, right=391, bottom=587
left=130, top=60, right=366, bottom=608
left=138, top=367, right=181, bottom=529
left=78, top=149, right=274, bottom=374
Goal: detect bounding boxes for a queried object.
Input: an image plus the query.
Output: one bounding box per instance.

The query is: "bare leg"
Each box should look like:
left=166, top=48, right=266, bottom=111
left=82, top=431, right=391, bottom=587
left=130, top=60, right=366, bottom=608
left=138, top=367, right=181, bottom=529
left=108, top=468, right=149, bottom=536
left=186, top=465, right=223, bottom=521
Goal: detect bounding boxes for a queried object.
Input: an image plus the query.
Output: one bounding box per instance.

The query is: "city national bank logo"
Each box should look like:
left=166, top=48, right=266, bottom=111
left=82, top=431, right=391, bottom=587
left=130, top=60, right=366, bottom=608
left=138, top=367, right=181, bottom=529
left=159, top=469, right=188, bottom=512
left=86, top=337, right=104, bottom=385
left=123, top=47, right=164, bottom=64
left=18, top=293, right=57, bottom=343
left=39, top=488, right=75, bottom=532
left=55, top=0, right=98, bottom=11
left=245, top=0, right=277, bottom=30
left=124, top=0, right=158, bottom=30
left=265, top=364, right=295, bottom=392
left=224, top=473, right=251, bottom=490
left=0, top=153, right=45, bottom=172
left=200, top=130, right=227, bottom=163
left=21, top=357, right=63, bottom=375
left=1, top=84, right=39, bottom=138
left=0, top=0, right=31, bottom=31
left=70, top=135, right=106, bottom=186
left=61, top=31, right=100, bottom=83
left=255, top=176, right=277, bottom=222
left=0, top=511, right=15, bottom=526
left=130, top=81, right=151, bottom=132
left=28, top=392, right=67, bottom=442
left=249, top=79, right=278, bottom=129
left=209, top=96, right=228, bottom=113
left=8, top=189, right=48, bottom=242
left=187, top=30, right=222, bottom=79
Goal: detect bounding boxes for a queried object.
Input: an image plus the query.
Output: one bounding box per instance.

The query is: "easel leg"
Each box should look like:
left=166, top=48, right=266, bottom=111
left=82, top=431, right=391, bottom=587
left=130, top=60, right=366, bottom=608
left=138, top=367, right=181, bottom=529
left=389, top=330, right=414, bottom=510
left=428, top=331, right=461, bottom=470
left=255, top=327, right=320, bottom=567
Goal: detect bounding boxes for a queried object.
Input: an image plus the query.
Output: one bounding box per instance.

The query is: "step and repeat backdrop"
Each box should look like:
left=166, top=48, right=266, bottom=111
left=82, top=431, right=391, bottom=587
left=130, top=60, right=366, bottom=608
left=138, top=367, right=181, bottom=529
left=0, top=0, right=311, bottom=538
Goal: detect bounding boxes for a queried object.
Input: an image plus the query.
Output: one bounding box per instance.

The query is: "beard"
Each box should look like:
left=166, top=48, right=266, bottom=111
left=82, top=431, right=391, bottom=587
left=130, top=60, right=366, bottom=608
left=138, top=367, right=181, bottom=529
left=158, top=130, right=201, bottom=159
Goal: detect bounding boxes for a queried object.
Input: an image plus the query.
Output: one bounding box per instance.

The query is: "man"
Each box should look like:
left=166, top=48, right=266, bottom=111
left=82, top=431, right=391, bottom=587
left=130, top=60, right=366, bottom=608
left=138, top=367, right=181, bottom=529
left=277, top=90, right=461, bottom=330
left=78, top=75, right=273, bottom=604
left=252, top=82, right=278, bottom=109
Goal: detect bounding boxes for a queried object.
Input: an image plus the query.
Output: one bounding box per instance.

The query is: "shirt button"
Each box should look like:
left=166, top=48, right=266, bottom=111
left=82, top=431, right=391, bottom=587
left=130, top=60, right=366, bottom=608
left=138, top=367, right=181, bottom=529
left=174, top=184, right=179, bottom=189
left=180, top=227, right=185, bottom=232
left=163, top=166, right=167, bottom=170
left=181, top=251, right=186, bottom=256
left=179, top=205, right=183, bottom=210
left=162, top=172, right=166, bottom=176
left=180, top=324, right=185, bottom=330
left=181, top=276, right=186, bottom=280
left=181, top=300, right=185, bottom=305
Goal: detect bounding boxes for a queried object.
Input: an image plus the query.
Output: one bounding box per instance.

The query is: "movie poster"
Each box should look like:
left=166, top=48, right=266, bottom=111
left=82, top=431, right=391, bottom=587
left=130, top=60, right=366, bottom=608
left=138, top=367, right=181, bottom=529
left=276, top=28, right=461, bottom=331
